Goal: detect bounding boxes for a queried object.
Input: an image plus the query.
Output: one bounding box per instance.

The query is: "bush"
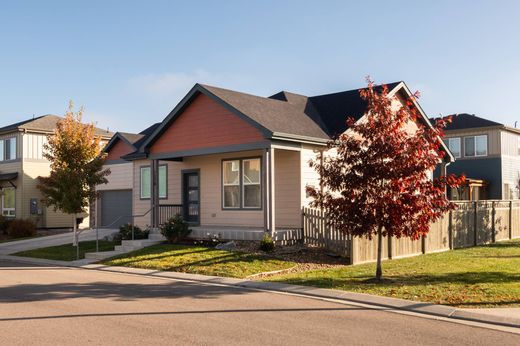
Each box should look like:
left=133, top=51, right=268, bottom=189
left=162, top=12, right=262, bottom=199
left=259, top=233, right=275, bottom=252
left=0, top=215, right=12, bottom=235
left=118, top=223, right=149, bottom=240
left=160, top=214, right=191, bottom=243
left=7, top=219, right=37, bottom=238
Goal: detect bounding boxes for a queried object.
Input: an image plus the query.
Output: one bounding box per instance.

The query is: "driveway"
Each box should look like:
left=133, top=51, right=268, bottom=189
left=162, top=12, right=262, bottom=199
left=1, top=259, right=518, bottom=345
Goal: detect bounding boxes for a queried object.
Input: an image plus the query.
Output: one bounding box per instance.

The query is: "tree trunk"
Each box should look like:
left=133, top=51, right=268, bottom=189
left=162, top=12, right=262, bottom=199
left=375, top=225, right=383, bottom=281
left=73, top=214, right=79, bottom=260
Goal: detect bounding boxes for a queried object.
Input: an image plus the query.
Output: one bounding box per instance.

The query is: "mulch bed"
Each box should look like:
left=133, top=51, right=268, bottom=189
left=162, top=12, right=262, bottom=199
left=234, top=241, right=349, bottom=277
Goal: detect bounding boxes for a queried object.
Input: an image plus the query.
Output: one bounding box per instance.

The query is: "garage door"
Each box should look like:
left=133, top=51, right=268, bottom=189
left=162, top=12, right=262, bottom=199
left=100, top=190, right=133, bottom=228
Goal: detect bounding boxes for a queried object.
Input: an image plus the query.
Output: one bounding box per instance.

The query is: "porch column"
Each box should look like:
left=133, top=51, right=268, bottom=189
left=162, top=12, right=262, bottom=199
left=151, top=159, right=160, bottom=228
left=440, top=162, right=448, bottom=197
left=262, top=149, right=269, bottom=232
left=268, top=147, right=276, bottom=236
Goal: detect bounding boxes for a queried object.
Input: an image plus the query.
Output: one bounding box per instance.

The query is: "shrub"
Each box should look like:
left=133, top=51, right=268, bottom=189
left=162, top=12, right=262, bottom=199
left=259, top=233, right=275, bottom=252
left=0, top=215, right=12, bottom=235
left=7, top=219, right=37, bottom=238
left=118, top=223, right=149, bottom=240
left=160, top=214, right=191, bottom=243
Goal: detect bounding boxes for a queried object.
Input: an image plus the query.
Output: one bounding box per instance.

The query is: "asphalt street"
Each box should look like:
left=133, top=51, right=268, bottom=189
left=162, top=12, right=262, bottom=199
left=1, top=259, right=518, bottom=345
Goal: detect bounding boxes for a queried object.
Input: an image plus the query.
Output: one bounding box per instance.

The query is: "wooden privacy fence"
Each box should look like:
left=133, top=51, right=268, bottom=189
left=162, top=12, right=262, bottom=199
left=302, top=201, right=520, bottom=265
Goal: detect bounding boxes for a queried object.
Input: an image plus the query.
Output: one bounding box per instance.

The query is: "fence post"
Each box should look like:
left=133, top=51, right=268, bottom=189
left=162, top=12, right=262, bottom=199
left=491, top=201, right=496, bottom=243
left=300, top=208, right=305, bottom=244
left=421, top=235, right=426, bottom=254
left=473, top=201, right=478, bottom=246
left=349, top=236, right=356, bottom=265
left=387, top=235, right=393, bottom=260
left=448, top=210, right=453, bottom=250
left=509, top=200, right=513, bottom=240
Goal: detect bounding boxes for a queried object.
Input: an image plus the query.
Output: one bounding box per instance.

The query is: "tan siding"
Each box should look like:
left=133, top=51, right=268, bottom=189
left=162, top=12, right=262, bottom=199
left=133, top=159, right=153, bottom=227
left=98, top=163, right=133, bottom=191
left=0, top=160, right=22, bottom=222
left=444, top=128, right=501, bottom=156
left=0, top=131, right=23, bottom=159
left=274, top=149, right=301, bottom=228
left=22, top=160, right=89, bottom=228
left=300, top=145, right=322, bottom=208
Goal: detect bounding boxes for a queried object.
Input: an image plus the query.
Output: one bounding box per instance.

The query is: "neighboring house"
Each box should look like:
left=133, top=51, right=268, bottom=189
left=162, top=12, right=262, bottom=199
left=101, top=82, right=453, bottom=240
left=0, top=115, right=112, bottom=228
left=97, top=123, right=160, bottom=227
left=435, top=113, right=520, bottom=200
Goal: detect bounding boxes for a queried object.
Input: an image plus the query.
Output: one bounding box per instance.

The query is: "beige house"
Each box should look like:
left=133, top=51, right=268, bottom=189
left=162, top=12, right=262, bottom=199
left=0, top=115, right=112, bottom=228
left=100, top=82, right=452, bottom=240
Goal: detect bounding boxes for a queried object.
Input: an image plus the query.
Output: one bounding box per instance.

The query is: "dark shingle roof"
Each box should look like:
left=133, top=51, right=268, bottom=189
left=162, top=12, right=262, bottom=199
left=0, top=114, right=112, bottom=137
left=201, top=84, right=330, bottom=139
left=433, top=113, right=503, bottom=131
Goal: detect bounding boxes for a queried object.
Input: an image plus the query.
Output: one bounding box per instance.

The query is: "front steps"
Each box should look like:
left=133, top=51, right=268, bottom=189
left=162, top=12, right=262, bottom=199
left=84, top=228, right=166, bottom=260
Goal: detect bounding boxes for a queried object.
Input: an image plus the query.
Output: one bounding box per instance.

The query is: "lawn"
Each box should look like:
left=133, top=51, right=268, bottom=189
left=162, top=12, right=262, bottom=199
left=102, top=244, right=297, bottom=278
left=264, top=239, right=520, bottom=308
left=14, top=240, right=118, bottom=261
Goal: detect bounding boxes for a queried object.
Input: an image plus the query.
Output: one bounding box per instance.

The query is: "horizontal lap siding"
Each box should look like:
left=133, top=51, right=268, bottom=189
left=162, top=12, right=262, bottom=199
left=133, top=159, right=152, bottom=228
left=300, top=145, right=322, bottom=208
left=275, top=149, right=301, bottom=228
left=98, top=163, right=133, bottom=191
left=106, top=140, right=134, bottom=161
left=150, top=94, right=265, bottom=154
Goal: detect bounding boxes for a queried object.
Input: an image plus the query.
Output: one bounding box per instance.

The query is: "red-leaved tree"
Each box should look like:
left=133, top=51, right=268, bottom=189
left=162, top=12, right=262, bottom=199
left=307, top=79, right=465, bottom=281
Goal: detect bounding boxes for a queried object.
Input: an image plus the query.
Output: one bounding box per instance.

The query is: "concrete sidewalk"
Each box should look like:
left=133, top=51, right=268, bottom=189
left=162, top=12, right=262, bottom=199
left=0, top=228, right=117, bottom=255
left=1, top=254, right=519, bottom=330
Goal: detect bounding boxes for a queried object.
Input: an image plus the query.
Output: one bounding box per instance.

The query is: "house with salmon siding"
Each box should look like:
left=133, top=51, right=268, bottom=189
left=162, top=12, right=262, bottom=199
left=100, top=82, right=453, bottom=241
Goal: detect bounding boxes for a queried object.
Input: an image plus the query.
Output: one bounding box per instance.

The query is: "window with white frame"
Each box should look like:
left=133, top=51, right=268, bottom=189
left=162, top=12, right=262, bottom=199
left=222, top=158, right=261, bottom=209
left=443, top=137, right=461, bottom=158
left=464, top=135, right=487, bottom=157
left=0, top=138, right=16, bottom=161
left=1, top=188, right=15, bottom=217
left=140, top=165, right=167, bottom=199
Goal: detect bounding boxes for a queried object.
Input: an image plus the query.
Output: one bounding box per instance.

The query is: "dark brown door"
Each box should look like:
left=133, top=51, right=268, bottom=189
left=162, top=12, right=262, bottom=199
left=183, top=172, right=200, bottom=223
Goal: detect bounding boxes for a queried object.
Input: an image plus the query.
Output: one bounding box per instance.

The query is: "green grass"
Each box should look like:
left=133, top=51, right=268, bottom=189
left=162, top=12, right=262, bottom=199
left=264, top=239, right=520, bottom=308
left=102, top=244, right=296, bottom=279
left=14, top=240, right=118, bottom=261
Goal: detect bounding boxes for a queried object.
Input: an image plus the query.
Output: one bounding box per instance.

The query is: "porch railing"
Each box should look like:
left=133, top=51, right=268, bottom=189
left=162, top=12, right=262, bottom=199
left=159, top=204, right=183, bottom=225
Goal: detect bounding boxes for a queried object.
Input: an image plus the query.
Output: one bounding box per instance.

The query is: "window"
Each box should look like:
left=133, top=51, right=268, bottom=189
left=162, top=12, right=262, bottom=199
left=159, top=165, right=167, bottom=199
left=140, top=165, right=167, bottom=199
left=223, top=160, right=240, bottom=208
left=140, top=166, right=151, bottom=199
left=443, top=137, right=461, bottom=158
left=222, top=158, right=261, bottom=209
left=1, top=188, right=15, bottom=217
left=0, top=138, right=16, bottom=161
left=464, top=135, right=487, bottom=157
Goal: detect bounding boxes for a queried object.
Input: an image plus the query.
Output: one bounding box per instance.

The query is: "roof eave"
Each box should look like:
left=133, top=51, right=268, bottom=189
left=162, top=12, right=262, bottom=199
left=270, top=132, right=329, bottom=145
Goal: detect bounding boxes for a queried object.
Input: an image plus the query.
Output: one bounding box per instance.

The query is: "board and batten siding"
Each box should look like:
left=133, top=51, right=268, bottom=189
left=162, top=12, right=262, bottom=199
left=23, top=133, right=48, bottom=160
left=500, top=129, right=520, bottom=199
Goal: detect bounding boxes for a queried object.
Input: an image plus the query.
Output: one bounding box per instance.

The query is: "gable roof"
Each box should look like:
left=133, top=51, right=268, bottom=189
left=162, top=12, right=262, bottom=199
left=104, top=122, right=161, bottom=154
left=433, top=113, right=503, bottom=131
left=131, top=81, right=452, bottom=162
left=0, top=114, right=113, bottom=137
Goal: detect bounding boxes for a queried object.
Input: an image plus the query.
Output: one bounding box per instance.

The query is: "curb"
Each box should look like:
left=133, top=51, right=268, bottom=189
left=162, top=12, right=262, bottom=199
left=2, top=256, right=519, bottom=329
left=80, top=263, right=519, bottom=329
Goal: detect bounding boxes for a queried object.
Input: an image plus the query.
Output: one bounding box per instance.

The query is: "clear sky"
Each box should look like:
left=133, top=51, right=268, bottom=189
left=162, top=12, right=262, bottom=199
left=1, top=0, right=519, bottom=133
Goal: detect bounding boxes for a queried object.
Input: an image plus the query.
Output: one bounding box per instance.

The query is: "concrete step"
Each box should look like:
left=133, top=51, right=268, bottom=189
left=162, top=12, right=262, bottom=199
left=148, top=233, right=166, bottom=241
left=114, top=245, right=143, bottom=252
left=84, top=250, right=124, bottom=260
left=121, top=239, right=162, bottom=247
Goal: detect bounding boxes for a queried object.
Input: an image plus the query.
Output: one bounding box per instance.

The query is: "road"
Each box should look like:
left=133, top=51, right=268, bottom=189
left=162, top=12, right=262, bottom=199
left=0, top=259, right=518, bottom=345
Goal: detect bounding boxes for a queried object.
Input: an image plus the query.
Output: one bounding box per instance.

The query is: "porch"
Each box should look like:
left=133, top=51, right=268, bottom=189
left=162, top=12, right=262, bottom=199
left=137, top=144, right=317, bottom=241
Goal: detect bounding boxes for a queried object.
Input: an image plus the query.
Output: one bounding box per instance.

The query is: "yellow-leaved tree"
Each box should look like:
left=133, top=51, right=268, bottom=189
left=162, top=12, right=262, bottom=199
left=38, top=102, right=110, bottom=258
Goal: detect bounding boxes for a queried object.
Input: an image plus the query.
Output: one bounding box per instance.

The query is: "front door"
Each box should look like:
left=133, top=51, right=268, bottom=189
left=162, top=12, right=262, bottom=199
left=182, top=171, right=200, bottom=224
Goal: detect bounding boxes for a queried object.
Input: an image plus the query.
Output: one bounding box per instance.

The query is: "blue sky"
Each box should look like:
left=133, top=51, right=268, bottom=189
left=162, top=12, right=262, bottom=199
left=1, top=0, right=519, bottom=133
